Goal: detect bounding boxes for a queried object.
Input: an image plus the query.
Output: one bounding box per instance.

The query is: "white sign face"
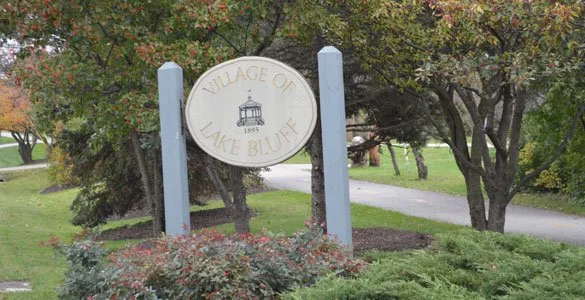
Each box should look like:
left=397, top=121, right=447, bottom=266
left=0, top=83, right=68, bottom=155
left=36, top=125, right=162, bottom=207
left=185, top=57, right=317, bottom=167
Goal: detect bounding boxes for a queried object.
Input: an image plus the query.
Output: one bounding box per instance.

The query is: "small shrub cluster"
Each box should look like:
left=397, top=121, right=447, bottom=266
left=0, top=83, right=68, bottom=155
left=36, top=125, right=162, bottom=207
left=48, top=145, right=79, bottom=187
left=57, top=225, right=365, bottom=299
left=287, top=230, right=585, bottom=299
left=47, top=122, right=79, bottom=187
left=519, top=143, right=565, bottom=192
left=46, top=237, right=114, bottom=300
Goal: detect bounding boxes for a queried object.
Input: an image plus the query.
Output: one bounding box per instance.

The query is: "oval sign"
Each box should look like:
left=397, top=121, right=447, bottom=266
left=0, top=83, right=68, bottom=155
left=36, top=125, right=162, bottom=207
left=185, top=57, right=317, bottom=167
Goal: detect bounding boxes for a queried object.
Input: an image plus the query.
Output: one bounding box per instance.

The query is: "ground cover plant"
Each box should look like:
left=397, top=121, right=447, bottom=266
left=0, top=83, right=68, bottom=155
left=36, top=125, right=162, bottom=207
left=55, top=225, right=366, bottom=300
left=0, top=144, right=47, bottom=168
left=287, top=230, right=585, bottom=299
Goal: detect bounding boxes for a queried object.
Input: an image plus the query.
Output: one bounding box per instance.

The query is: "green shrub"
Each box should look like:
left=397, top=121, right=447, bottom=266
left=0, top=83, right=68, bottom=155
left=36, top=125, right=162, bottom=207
left=520, top=84, right=585, bottom=204
left=533, top=164, right=565, bottom=191
left=51, top=239, right=113, bottom=300
left=287, top=230, right=585, bottom=300
left=47, top=145, right=79, bottom=186
left=57, top=225, right=365, bottom=299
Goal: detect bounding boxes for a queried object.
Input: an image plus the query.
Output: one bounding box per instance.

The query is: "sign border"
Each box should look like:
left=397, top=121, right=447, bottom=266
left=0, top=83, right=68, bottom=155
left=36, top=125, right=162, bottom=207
left=185, top=56, right=317, bottom=168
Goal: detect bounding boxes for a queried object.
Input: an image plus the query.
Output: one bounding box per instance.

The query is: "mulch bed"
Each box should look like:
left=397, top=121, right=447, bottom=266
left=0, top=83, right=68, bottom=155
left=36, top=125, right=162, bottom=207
left=352, top=228, right=434, bottom=253
left=40, top=184, right=77, bottom=194
left=96, top=208, right=256, bottom=241
left=96, top=209, right=434, bottom=253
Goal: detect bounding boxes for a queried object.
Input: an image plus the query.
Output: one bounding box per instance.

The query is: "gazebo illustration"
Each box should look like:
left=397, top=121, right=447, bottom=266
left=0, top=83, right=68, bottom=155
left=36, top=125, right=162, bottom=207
left=237, top=90, right=265, bottom=127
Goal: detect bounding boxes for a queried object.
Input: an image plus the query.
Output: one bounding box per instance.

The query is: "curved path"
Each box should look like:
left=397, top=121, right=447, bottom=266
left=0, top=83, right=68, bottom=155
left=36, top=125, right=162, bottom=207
left=262, top=164, right=585, bottom=245
left=0, top=163, right=48, bottom=173
left=0, top=143, right=19, bottom=149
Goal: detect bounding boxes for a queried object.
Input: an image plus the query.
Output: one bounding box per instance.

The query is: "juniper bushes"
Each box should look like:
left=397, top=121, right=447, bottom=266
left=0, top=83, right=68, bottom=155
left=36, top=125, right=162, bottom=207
left=287, top=230, right=585, bottom=299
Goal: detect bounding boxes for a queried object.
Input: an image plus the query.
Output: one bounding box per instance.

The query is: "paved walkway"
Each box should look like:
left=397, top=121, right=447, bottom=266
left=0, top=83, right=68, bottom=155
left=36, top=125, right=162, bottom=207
left=0, top=131, right=52, bottom=143
left=0, top=143, right=18, bottom=149
left=262, top=164, right=585, bottom=245
left=0, top=163, right=48, bottom=173
left=0, top=142, right=49, bottom=172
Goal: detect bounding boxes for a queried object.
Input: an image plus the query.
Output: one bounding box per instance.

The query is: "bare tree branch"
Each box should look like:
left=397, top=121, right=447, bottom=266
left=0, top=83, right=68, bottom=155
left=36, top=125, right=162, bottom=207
left=422, top=101, right=487, bottom=177
left=243, top=10, right=253, bottom=52
left=212, top=29, right=245, bottom=55
left=461, top=85, right=490, bottom=103
left=347, top=138, right=381, bottom=153
left=252, top=1, right=284, bottom=56
left=347, top=118, right=425, bottom=133
left=401, top=38, right=430, bottom=52
left=103, top=42, right=115, bottom=69
left=346, top=123, right=375, bottom=128
left=484, top=128, right=508, bottom=157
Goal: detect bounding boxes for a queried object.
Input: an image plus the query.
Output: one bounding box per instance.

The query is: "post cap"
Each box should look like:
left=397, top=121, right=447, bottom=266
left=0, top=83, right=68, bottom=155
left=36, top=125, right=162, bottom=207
left=158, top=62, right=183, bottom=71
left=318, top=46, right=342, bottom=55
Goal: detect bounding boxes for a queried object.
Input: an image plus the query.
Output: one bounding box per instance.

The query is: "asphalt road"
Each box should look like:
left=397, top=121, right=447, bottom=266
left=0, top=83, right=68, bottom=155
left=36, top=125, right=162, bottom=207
left=262, top=164, right=585, bottom=245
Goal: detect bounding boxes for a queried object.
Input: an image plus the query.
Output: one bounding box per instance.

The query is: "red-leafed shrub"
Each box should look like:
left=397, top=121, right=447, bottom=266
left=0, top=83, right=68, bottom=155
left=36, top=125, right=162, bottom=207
left=57, top=224, right=366, bottom=299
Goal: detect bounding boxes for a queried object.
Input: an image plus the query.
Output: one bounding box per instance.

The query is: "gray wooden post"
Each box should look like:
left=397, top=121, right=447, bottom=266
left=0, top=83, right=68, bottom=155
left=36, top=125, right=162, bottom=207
left=317, top=46, right=352, bottom=246
left=158, top=62, right=190, bottom=236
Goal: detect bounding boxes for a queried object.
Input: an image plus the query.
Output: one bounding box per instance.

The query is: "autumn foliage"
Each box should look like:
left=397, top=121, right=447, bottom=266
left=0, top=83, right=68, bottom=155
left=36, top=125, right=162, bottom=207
left=55, top=225, right=365, bottom=299
left=0, top=80, right=32, bottom=133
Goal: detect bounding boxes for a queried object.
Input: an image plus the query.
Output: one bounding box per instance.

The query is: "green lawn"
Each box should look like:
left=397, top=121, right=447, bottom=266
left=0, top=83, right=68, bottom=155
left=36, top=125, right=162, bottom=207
left=0, top=144, right=47, bottom=168
left=349, top=146, right=467, bottom=195
left=0, top=168, right=463, bottom=299
left=284, top=147, right=463, bottom=191
left=283, top=150, right=312, bottom=164
left=0, top=136, right=15, bottom=144
left=0, top=170, right=81, bottom=300
left=104, top=191, right=463, bottom=238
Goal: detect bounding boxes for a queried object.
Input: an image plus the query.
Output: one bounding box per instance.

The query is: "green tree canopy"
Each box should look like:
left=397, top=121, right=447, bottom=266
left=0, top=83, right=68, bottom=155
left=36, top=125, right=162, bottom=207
left=321, top=0, right=585, bottom=232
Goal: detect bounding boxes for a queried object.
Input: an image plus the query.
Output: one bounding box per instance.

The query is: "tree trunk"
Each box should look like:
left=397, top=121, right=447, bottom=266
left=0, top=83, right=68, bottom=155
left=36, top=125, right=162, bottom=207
left=203, top=154, right=249, bottom=233
left=32, top=128, right=52, bottom=154
left=412, top=147, right=428, bottom=180
left=11, top=130, right=35, bottom=164
left=487, top=193, right=507, bottom=233
left=130, top=131, right=161, bottom=237
left=368, top=145, right=381, bottom=167
left=203, top=155, right=235, bottom=210
left=308, top=119, right=327, bottom=232
left=465, top=124, right=489, bottom=231
left=433, top=84, right=490, bottom=231
left=18, top=143, right=33, bottom=164
left=464, top=172, right=487, bottom=231
left=230, top=166, right=250, bottom=234
left=152, top=149, right=165, bottom=234
left=388, top=143, right=401, bottom=176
